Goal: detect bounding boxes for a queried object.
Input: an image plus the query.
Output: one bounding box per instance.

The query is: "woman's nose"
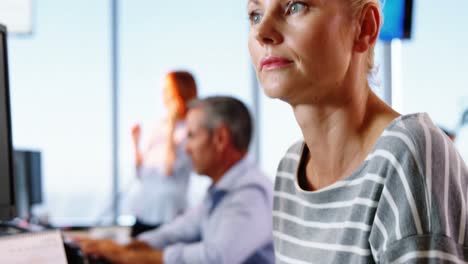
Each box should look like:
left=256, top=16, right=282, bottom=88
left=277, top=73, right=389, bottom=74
left=254, top=14, right=284, bottom=46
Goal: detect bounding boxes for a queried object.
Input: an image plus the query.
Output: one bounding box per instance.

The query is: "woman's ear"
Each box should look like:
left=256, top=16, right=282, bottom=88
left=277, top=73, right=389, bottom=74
left=354, top=3, right=381, bottom=52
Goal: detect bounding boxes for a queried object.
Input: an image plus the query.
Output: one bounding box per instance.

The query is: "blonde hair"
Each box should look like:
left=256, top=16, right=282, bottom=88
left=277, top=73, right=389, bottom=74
left=348, top=0, right=382, bottom=73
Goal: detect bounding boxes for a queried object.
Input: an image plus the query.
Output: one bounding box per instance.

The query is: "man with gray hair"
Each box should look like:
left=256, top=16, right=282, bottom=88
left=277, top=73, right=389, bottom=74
left=77, top=96, right=274, bottom=264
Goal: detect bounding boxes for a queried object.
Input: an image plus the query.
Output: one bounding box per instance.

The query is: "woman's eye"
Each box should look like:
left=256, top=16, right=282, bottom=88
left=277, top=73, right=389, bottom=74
left=286, top=2, right=307, bottom=15
left=249, top=12, right=263, bottom=25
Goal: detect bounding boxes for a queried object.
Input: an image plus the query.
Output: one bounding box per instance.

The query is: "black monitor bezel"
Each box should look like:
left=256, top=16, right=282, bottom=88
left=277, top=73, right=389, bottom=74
left=0, top=23, right=16, bottom=220
left=402, top=0, right=414, bottom=39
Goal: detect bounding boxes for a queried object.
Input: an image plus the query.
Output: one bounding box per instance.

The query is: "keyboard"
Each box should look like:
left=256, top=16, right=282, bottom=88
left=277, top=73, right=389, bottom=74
left=64, top=240, right=112, bottom=264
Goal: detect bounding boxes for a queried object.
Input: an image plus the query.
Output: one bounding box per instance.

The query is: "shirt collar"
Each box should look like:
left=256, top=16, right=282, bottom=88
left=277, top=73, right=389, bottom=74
left=208, top=156, right=251, bottom=194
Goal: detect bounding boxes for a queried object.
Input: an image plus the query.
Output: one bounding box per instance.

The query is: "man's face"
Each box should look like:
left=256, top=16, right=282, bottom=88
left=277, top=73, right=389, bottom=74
left=185, top=108, right=217, bottom=177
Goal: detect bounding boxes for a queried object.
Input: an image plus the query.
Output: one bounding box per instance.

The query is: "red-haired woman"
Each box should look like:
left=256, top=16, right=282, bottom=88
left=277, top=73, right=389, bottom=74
left=130, top=71, right=197, bottom=237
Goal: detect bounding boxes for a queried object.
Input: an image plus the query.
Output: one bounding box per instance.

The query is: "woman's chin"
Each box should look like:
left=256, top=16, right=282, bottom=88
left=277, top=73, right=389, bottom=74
left=259, top=73, right=297, bottom=99
left=263, top=87, right=306, bottom=107
left=261, top=84, right=291, bottom=100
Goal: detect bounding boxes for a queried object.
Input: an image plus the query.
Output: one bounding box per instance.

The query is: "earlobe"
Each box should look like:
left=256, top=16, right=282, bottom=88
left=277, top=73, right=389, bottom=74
left=354, top=4, right=381, bottom=52
left=214, top=125, right=230, bottom=151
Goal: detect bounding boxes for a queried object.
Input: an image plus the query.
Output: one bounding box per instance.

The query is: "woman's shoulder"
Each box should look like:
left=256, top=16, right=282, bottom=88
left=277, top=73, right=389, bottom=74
left=372, top=112, right=463, bottom=179
left=378, top=113, right=447, bottom=152
left=389, top=113, right=436, bottom=131
left=146, top=119, right=167, bottom=134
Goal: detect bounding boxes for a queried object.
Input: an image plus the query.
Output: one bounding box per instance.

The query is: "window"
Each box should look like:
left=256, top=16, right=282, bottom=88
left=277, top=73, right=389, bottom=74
left=9, top=0, right=111, bottom=226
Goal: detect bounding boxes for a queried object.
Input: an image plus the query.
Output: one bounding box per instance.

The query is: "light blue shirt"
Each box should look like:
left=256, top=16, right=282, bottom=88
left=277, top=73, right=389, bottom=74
left=138, top=157, right=275, bottom=264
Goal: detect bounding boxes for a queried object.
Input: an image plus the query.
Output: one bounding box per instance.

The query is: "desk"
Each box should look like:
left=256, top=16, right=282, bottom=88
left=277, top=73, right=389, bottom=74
left=0, top=230, right=68, bottom=264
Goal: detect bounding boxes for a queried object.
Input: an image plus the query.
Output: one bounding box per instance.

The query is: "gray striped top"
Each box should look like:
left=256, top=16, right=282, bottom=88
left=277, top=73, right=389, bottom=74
left=273, top=113, right=468, bottom=263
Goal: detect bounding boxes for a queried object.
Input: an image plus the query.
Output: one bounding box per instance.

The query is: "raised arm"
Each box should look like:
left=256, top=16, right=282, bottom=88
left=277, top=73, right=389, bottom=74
left=131, top=123, right=143, bottom=169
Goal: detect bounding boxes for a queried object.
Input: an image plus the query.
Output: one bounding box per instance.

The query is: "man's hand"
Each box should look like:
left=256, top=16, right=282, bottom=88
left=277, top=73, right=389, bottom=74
left=124, top=240, right=153, bottom=251
left=75, top=238, right=127, bottom=264
left=74, top=237, right=163, bottom=264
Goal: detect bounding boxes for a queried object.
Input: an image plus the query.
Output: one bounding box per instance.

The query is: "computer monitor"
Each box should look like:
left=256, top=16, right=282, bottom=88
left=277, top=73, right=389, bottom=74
left=14, top=150, right=43, bottom=219
left=0, top=24, right=16, bottom=221
left=379, top=0, right=414, bottom=41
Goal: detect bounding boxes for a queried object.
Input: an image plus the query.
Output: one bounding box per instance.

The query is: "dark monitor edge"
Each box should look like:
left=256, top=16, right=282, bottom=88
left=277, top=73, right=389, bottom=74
left=0, top=23, right=17, bottom=220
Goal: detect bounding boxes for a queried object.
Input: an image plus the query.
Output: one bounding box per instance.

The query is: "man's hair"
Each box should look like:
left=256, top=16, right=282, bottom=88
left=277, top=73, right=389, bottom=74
left=188, top=96, right=253, bottom=151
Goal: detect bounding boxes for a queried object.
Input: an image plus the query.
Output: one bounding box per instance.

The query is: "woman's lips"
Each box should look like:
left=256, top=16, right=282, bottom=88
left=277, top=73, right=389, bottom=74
left=260, top=56, right=293, bottom=71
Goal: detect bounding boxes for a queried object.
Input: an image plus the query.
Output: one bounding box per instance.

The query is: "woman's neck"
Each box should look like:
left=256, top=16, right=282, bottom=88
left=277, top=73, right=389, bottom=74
left=293, top=89, right=399, bottom=191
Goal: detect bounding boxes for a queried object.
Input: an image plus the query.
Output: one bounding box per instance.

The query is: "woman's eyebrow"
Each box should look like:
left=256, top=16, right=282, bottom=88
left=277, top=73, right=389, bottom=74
left=248, top=0, right=260, bottom=6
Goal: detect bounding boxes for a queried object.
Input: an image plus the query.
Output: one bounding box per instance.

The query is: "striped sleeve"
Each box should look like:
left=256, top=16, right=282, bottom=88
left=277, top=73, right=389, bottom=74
left=381, top=235, right=468, bottom=263
left=369, top=115, right=468, bottom=263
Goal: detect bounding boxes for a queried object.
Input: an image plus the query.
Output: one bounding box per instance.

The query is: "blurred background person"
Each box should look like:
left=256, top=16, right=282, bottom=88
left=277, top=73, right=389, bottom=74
left=129, top=70, right=197, bottom=237
left=76, top=96, right=275, bottom=264
left=438, top=126, right=456, bottom=141
left=456, top=108, right=468, bottom=163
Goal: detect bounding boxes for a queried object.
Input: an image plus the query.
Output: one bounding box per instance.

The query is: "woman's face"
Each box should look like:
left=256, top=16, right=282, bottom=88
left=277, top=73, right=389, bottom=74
left=163, top=78, right=181, bottom=115
left=248, top=0, right=356, bottom=105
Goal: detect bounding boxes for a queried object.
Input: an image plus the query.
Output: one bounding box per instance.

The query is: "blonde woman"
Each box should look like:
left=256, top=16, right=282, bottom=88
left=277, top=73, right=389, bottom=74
left=248, top=0, right=468, bottom=263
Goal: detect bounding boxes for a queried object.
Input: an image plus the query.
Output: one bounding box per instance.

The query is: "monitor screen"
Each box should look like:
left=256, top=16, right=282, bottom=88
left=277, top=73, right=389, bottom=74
left=379, top=0, right=413, bottom=41
left=0, top=24, right=16, bottom=221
